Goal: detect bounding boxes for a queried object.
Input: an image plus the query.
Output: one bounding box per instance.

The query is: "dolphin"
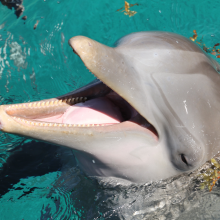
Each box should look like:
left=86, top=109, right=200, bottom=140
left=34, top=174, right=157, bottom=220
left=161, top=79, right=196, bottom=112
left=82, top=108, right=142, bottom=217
left=0, top=31, right=220, bottom=183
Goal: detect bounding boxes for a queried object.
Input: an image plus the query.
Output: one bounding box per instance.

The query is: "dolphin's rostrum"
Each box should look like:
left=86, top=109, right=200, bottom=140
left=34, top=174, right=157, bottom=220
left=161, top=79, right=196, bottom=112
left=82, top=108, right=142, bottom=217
left=1, top=31, right=220, bottom=183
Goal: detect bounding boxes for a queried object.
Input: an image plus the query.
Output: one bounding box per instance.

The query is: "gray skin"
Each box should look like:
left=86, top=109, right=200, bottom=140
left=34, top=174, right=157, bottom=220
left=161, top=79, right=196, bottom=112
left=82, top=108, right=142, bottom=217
left=0, top=31, right=220, bottom=183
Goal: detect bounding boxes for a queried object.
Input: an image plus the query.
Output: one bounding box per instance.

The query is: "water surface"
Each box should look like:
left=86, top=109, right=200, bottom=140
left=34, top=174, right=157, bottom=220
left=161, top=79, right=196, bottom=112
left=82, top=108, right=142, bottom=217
left=0, top=0, right=220, bottom=219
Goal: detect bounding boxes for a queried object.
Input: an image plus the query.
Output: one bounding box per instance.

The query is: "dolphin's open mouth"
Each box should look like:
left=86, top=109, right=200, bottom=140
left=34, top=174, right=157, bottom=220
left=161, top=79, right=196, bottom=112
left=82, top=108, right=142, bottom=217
left=1, top=81, right=158, bottom=140
left=0, top=35, right=159, bottom=143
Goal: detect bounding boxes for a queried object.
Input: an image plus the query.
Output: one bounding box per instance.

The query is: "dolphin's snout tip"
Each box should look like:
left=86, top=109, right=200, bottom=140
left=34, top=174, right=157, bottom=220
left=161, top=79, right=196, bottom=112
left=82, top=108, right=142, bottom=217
left=68, top=38, right=79, bottom=55
left=68, top=36, right=98, bottom=65
left=68, top=38, right=73, bottom=47
left=0, top=106, right=5, bottom=130
left=0, top=108, right=4, bottom=130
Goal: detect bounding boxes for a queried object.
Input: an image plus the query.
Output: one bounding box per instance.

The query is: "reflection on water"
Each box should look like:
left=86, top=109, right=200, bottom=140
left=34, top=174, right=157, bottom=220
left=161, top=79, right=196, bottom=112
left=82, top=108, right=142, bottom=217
left=1, top=0, right=220, bottom=219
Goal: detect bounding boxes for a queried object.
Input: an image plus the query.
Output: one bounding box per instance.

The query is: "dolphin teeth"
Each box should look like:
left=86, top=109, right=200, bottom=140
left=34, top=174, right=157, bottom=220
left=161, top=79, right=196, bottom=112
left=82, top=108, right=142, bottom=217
left=50, top=101, right=54, bottom=105
left=54, top=123, right=57, bottom=127
left=40, top=123, right=43, bottom=126
left=29, top=103, right=32, bottom=107
left=46, top=101, right=49, bottom=106
left=75, top=97, right=79, bottom=103
left=63, top=124, right=67, bottom=127
left=54, top=100, right=58, bottom=105
left=59, top=124, right=62, bottom=127
left=84, top=97, right=87, bottom=101
left=41, top=102, right=45, bottom=107
left=37, top=102, right=41, bottom=107
left=58, top=100, right=62, bottom=104
left=80, top=97, right=83, bottom=102
left=33, top=103, right=36, bottom=107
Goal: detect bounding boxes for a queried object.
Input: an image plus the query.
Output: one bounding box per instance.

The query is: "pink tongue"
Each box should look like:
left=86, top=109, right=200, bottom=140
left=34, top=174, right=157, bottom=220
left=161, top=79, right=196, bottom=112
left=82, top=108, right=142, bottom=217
left=62, top=97, right=123, bottom=125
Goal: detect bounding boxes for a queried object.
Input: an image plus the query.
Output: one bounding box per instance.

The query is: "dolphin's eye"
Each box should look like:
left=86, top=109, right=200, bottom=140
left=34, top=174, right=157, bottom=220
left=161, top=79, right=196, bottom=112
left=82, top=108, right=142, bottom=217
left=181, top=154, right=188, bottom=165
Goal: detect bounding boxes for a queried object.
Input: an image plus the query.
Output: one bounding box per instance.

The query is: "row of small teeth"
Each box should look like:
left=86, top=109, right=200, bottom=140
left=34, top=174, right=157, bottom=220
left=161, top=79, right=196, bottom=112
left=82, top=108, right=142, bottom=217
left=13, top=117, right=106, bottom=127
left=7, top=97, right=87, bottom=109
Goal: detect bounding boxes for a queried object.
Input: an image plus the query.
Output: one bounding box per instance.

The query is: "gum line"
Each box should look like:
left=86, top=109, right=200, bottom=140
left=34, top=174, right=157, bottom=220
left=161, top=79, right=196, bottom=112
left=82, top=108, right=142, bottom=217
left=6, top=96, right=88, bottom=109
left=13, top=117, right=113, bottom=127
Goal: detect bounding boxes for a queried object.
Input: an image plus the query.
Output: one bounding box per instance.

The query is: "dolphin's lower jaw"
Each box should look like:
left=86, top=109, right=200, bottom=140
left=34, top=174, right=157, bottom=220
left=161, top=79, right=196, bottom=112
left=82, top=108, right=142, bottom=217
left=0, top=80, right=159, bottom=182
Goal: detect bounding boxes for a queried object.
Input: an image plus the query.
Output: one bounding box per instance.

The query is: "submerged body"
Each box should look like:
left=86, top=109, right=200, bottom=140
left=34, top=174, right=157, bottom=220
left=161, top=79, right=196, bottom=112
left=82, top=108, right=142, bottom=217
left=0, top=31, right=220, bottom=183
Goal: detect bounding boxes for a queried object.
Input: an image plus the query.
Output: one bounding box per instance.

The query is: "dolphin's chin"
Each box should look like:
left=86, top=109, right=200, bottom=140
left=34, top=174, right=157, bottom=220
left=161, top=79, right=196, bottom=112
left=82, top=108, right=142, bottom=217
left=0, top=82, right=158, bottom=140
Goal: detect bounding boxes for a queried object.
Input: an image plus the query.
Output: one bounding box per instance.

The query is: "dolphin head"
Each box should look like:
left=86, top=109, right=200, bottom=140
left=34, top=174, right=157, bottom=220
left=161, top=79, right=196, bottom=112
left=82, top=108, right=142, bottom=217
left=1, top=31, right=220, bottom=183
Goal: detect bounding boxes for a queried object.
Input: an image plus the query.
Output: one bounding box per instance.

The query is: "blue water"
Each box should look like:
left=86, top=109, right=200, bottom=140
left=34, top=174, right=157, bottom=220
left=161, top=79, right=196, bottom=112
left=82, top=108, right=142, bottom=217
left=1, top=0, right=220, bottom=219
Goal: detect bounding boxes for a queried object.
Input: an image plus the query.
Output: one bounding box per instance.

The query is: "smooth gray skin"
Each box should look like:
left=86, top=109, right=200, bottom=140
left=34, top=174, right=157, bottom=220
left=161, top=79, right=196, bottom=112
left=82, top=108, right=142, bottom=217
left=1, top=31, right=220, bottom=183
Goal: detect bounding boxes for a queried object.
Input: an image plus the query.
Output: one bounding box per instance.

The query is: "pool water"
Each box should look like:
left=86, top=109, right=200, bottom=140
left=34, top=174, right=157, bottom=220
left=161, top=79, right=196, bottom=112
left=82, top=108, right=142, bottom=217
left=0, top=0, right=220, bottom=219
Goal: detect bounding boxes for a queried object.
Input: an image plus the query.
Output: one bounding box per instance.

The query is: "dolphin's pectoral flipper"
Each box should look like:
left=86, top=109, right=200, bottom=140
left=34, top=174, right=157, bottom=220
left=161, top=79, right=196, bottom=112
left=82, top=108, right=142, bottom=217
left=0, top=31, right=220, bottom=183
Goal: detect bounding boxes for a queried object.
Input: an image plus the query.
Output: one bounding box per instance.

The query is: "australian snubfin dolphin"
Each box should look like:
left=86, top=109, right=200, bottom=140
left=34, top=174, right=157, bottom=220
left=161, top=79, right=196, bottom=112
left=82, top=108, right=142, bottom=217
left=0, top=31, right=220, bottom=183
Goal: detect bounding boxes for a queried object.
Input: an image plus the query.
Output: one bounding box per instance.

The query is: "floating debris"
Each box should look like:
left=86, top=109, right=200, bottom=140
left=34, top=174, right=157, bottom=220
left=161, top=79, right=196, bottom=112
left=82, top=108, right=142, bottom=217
left=22, top=16, right=27, bottom=20
left=190, top=30, right=220, bottom=58
left=33, top=20, right=40, bottom=30
left=189, top=30, right=198, bottom=41
left=117, top=1, right=139, bottom=17
left=0, top=0, right=25, bottom=18
left=200, top=158, right=220, bottom=192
